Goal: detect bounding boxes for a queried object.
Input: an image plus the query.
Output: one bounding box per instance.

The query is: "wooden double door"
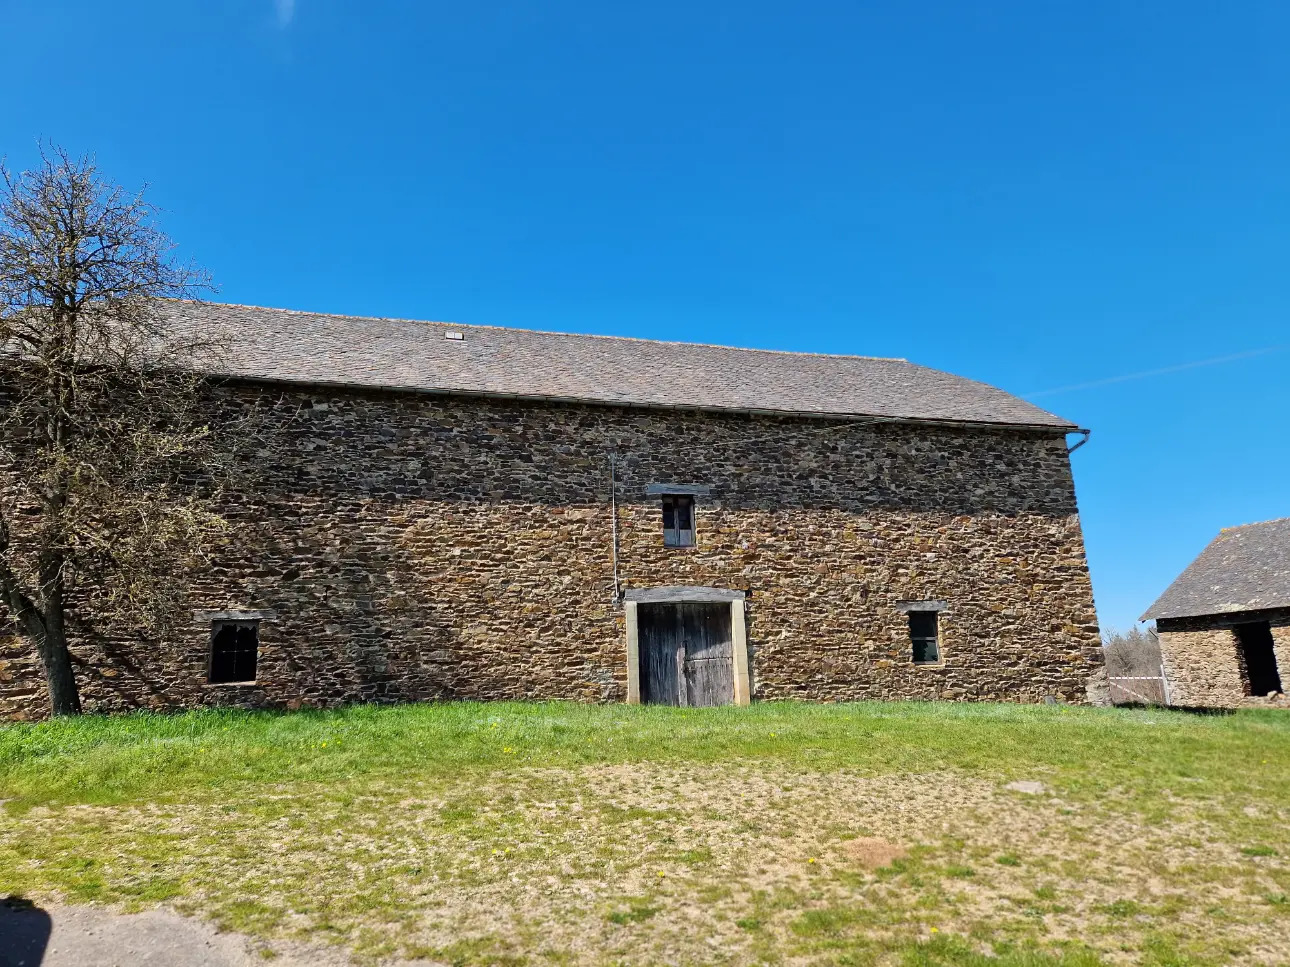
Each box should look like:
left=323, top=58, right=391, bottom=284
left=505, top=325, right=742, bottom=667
left=637, top=602, right=734, bottom=707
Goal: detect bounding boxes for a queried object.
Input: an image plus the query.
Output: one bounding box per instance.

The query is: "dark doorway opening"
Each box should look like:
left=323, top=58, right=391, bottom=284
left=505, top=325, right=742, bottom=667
left=638, top=602, right=733, bottom=707
left=1235, top=622, right=1282, bottom=697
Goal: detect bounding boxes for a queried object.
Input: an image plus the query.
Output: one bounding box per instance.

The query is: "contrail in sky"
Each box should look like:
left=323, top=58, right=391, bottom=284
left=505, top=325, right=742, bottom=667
left=1025, top=346, right=1284, bottom=400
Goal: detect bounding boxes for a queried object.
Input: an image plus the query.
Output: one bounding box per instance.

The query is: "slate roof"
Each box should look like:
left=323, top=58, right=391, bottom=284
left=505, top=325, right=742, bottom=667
left=159, top=301, right=1079, bottom=430
left=1143, top=518, right=1290, bottom=620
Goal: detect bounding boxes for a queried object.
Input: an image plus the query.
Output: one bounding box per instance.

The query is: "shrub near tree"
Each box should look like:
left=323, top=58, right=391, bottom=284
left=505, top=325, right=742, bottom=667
left=0, top=146, right=237, bottom=716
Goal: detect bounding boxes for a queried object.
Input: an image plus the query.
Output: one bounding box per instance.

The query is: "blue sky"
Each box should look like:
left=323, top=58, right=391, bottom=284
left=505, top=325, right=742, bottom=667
left=5, top=1, right=1288, bottom=633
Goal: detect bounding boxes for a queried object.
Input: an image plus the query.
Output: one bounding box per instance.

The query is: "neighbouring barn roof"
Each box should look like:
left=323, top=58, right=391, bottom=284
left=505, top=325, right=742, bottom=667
left=160, top=301, right=1079, bottom=430
left=1142, top=517, right=1290, bottom=620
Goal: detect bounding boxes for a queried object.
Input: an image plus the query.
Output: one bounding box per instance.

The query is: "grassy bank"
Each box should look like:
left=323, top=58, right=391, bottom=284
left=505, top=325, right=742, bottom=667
left=2, top=701, right=1288, bottom=965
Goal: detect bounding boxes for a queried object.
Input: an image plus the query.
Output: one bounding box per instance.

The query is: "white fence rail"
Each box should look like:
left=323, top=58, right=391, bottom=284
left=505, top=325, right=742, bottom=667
left=1107, top=664, right=1171, bottom=706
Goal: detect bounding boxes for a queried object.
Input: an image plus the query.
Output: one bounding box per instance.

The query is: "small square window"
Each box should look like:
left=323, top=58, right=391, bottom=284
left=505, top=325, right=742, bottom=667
left=661, top=494, right=695, bottom=547
left=909, top=611, right=940, bottom=664
left=209, top=621, right=259, bottom=683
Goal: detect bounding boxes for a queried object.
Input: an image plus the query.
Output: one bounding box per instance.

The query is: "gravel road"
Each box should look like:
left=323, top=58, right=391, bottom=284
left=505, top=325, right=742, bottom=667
left=0, top=899, right=359, bottom=967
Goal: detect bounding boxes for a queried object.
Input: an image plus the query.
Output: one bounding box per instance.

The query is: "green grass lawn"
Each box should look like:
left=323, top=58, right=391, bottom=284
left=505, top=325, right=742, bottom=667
left=1, top=701, right=1288, bottom=965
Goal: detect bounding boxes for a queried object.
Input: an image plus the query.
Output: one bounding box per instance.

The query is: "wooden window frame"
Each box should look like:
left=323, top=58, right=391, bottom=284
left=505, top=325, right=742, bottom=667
left=661, top=493, right=696, bottom=548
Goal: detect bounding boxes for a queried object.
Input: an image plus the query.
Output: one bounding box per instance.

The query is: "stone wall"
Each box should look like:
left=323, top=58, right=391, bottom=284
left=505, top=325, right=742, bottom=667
left=1157, top=609, right=1290, bottom=709
left=0, top=383, right=1102, bottom=719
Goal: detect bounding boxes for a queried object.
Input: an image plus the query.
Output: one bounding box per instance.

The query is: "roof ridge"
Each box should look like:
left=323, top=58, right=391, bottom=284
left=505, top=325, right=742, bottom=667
left=178, top=300, right=910, bottom=364
left=1221, top=516, right=1290, bottom=532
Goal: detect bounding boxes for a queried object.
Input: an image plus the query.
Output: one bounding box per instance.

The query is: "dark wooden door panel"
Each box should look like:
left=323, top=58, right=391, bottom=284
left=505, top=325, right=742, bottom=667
left=684, top=654, right=733, bottom=707
left=638, top=603, right=682, bottom=706
left=681, top=603, right=732, bottom=660
left=638, top=601, right=733, bottom=708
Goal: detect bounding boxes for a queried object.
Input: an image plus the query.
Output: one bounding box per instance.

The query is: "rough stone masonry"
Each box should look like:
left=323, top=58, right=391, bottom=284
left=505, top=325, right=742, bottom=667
left=1155, top=611, right=1290, bottom=709
left=0, top=304, right=1103, bottom=718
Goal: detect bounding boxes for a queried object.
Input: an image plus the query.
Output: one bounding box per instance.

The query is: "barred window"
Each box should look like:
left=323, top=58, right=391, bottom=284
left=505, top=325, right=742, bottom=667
left=209, top=621, right=259, bottom=683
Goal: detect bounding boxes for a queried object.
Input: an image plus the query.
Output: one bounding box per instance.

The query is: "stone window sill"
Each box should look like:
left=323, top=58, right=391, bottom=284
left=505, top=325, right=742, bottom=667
left=912, top=663, right=948, bottom=671
left=203, top=681, right=259, bottom=688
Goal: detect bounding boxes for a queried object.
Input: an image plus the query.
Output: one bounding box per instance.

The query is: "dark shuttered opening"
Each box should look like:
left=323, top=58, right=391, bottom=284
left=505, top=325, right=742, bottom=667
left=209, top=621, right=259, bottom=684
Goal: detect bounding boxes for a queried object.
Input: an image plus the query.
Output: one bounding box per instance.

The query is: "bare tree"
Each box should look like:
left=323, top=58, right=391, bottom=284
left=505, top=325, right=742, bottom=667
left=0, top=146, right=234, bottom=715
left=1102, top=624, right=1163, bottom=679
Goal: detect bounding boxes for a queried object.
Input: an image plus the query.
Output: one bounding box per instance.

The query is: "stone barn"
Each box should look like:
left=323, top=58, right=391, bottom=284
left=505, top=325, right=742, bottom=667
left=0, top=302, right=1103, bottom=718
left=1143, top=518, right=1289, bottom=708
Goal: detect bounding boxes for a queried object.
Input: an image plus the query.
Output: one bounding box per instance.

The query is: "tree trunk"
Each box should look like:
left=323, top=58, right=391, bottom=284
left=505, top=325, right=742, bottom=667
left=36, top=622, right=82, bottom=716
left=37, top=556, right=82, bottom=716
left=0, top=561, right=83, bottom=716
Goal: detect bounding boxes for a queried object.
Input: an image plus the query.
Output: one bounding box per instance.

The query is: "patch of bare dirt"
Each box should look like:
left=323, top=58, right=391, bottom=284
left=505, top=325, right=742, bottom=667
left=844, top=837, right=908, bottom=869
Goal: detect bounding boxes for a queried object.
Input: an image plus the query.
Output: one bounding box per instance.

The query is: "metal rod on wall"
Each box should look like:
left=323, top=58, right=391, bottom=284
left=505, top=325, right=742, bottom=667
left=609, top=453, right=621, bottom=602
